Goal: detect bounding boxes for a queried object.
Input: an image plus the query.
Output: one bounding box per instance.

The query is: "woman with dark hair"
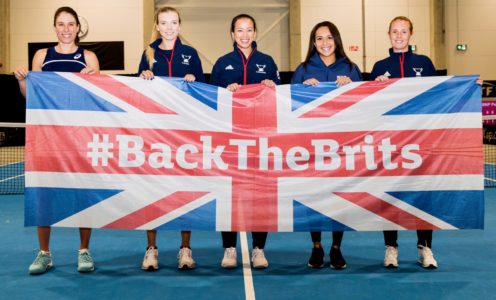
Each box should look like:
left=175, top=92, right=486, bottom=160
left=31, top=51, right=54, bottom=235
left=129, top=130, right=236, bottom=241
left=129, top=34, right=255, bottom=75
left=210, top=13, right=280, bottom=269
left=291, top=21, right=362, bottom=270
left=138, top=6, right=205, bottom=271
left=292, top=21, right=361, bottom=86
left=14, top=6, right=100, bottom=275
left=370, top=16, right=438, bottom=269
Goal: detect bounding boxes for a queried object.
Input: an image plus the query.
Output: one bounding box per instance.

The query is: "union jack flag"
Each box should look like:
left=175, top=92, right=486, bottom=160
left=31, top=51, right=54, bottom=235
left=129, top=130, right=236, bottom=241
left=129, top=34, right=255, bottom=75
left=25, top=72, right=484, bottom=231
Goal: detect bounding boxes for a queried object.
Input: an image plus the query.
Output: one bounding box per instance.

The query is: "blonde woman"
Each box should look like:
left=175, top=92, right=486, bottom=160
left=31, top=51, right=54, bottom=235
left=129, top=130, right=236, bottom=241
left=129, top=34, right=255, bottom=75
left=138, top=6, right=204, bottom=271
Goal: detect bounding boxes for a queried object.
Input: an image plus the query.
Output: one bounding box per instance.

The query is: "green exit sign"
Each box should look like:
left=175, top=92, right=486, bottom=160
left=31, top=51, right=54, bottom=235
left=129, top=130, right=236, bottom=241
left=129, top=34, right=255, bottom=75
left=456, top=44, right=468, bottom=51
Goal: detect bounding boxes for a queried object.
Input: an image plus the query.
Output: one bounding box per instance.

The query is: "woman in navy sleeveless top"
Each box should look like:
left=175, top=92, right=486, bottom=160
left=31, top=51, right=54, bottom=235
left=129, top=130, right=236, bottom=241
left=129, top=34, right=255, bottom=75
left=14, top=7, right=99, bottom=275
left=15, top=8, right=99, bottom=97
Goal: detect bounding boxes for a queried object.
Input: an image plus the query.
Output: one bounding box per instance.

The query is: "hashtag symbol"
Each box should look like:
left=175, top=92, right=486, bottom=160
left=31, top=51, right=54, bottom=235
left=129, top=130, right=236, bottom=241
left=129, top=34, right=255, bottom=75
left=87, top=134, right=114, bottom=166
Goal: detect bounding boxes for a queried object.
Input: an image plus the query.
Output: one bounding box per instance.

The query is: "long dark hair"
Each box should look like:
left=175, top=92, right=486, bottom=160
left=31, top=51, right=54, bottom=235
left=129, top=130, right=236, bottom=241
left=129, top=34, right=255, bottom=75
left=303, top=21, right=353, bottom=69
left=53, top=6, right=81, bottom=44
left=230, top=14, right=257, bottom=34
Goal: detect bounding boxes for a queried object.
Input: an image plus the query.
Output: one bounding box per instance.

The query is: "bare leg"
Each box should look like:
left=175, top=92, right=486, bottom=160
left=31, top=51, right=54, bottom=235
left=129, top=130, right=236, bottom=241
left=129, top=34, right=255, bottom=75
left=79, top=228, right=92, bottom=250
left=181, top=230, right=191, bottom=248
left=38, top=226, right=51, bottom=251
left=147, top=230, right=157, bottom=248
left=310, top=232, right=322, bottom=248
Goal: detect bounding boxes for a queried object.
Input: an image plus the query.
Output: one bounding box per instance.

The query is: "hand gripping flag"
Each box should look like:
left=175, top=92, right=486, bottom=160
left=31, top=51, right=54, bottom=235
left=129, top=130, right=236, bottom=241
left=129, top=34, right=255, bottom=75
left=24, top=72, right=484, bottom=231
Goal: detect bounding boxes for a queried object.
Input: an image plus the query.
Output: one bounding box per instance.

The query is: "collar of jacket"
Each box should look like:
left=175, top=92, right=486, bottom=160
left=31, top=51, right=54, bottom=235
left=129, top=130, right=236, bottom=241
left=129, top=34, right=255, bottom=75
left=388, top=45, right=413, bottom=58
left=232, top=41, right=258, bottom=52
left=309, top=52, right=347, bottom=68
left=149, top=37, right=183, bottom=50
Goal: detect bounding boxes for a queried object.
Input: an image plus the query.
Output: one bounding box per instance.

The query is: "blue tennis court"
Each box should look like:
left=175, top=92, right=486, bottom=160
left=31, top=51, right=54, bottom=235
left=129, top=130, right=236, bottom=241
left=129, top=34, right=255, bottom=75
left=0, top=190, right=495, bottom=300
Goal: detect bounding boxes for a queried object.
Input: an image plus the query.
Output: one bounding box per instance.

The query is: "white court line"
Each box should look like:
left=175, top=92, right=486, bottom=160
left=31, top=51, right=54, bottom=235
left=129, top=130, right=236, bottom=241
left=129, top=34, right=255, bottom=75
left=485, top=177, right=496, bottom=183
left=0, top=174, right=24, bottom=183
left=240, top=232, right=255, bottom=300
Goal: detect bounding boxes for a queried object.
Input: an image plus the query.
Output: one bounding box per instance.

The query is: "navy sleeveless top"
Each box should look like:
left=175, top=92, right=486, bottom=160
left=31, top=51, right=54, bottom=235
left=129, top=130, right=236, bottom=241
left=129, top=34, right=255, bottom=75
left=41, top=47, right=87, bottom=72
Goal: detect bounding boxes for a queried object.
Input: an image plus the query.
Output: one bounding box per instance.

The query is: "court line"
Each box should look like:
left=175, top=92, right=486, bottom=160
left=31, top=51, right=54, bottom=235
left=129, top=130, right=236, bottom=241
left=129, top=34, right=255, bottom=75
left=485, top=177, right=496, bottom=183
left=240, top=231, right=255, bottom=300
left=0, top=174, right=24, bottom=183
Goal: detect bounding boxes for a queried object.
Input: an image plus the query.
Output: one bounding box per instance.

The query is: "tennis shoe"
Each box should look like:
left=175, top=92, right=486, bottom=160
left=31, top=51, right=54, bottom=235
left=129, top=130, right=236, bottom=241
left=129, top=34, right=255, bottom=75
left=77, top=249, right=95, bottom=272
left=384, top=246, right=399, bottom=268
left=29, top=250, right=53, bottom=275
left=329, top=247, right=347, bottom=269
left=178, top=247, right=196, bottom=269
left=221, top=247, right=237, bottom=268
left=418, top=245, right=438, bottom=269
left=251, top=247, right=268, bottom=269
left=308, top=247, right=325, bottom=268
left=142, top=247, right=158, bottom=270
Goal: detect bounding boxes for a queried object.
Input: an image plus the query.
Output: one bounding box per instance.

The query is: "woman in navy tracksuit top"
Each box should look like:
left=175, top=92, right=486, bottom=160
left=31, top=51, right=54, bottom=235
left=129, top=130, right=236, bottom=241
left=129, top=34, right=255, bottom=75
left=138, top=7, right=204, bottom=83
left=210, top=14, right=280, bottom=269
left=291, top=21, right=362, bottom=270
left=138, top=6, right=205, bottom=271
left=14, top=6, right=100, bottom=275
left=370, top=16, right=438, bottom=270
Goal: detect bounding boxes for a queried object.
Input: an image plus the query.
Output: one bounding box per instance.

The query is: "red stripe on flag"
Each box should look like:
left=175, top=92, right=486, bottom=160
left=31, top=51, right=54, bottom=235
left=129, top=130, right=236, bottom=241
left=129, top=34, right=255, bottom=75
left=75, top=73, right=177, bottom=114
left=102, top=191, right=209, bottom=229
left=335, top=192, right=441, bottom=230
left=300, top=80, right=398, bottom=118
left=25, top=125, right=483, bottom=177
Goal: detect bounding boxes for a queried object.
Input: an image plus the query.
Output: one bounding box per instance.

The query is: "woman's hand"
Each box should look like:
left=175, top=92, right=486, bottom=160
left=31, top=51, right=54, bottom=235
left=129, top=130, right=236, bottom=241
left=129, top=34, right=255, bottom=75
left=261, top=79, right=276, bottom=87
left=375, top=75, right=390, bottom=82
left=140, top=70, right=155, bottom=80
left=476, top=78, right=483, bottom=86
left=303, top=78, right=320, bottom=86
left=227, top=83, right=240, bottom=92
left=13, top=66, right=29, bottom=81
left=335, top=76, right=351, bottom=86
left=184, top=74, right=196, bottom=82
left=80, top=67, right=97, bottom=75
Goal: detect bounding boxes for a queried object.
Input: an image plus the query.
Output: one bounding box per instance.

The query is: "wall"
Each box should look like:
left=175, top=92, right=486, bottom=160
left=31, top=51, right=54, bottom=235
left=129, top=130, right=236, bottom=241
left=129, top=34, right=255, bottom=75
left=155, top=0, right=290, bottom=72
left=299, top=0, right=364, bottom=70
left=0, top=0, right=9, bottom=73
left=10, top=0, right=146, bottom=74
left=364, top=0, right=432, bottom=72
left=7, top=0, right=496, bottom=78
left=445, top=0, right=496, bottom=79
left=298, top=0, right=432, bottom=73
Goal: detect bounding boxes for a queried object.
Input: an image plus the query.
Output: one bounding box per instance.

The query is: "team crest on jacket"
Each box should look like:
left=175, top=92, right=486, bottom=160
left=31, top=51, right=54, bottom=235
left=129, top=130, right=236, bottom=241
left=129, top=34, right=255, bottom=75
left=256, top=64, right=266, bottom=74
left=413, top=68, right=423, bottom=77
left=181, top=54, right=191, bottom=65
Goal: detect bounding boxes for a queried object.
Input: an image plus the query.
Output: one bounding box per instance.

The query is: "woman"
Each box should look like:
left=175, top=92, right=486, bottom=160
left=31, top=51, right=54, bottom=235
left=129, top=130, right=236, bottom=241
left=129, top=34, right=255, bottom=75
left=14, top=6, right=100, bottom=275
left=138, top=6, right=205, bottom=271
left=370, top=16, right=437, bottom=269
left=291, top=21, right=362, bottom=270
left=210, top=14, right=280, bottom=269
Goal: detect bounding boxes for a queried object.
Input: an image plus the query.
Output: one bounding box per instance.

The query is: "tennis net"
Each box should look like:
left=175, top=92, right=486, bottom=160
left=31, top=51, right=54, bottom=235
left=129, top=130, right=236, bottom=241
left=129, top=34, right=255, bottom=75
left=484, top=115, right=496, bottom=188
left=0, top=123, right=25, bottom=194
